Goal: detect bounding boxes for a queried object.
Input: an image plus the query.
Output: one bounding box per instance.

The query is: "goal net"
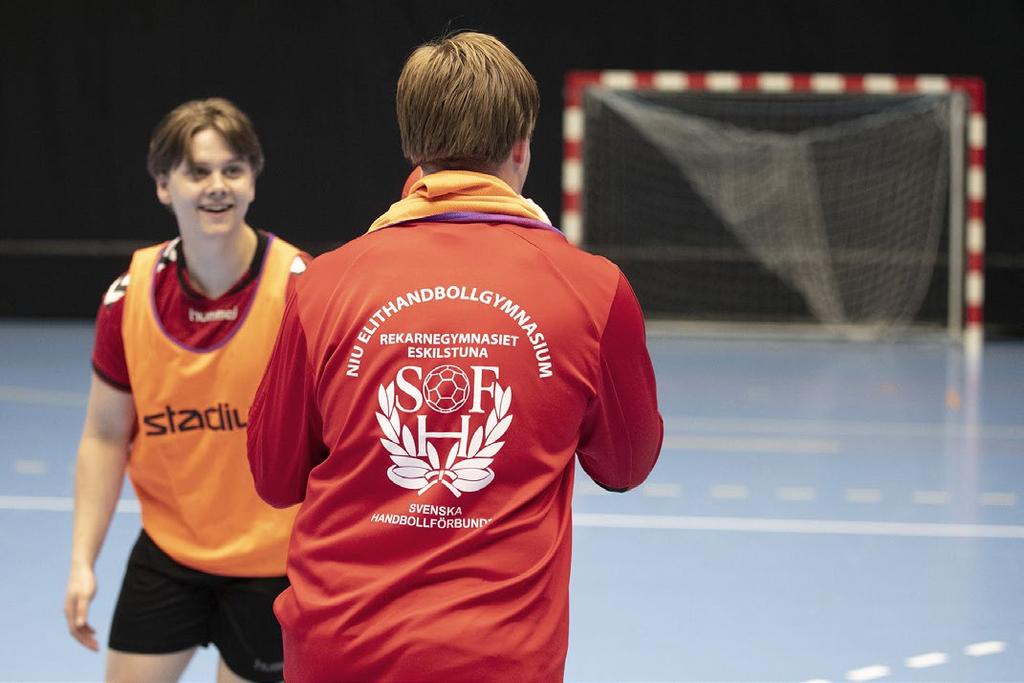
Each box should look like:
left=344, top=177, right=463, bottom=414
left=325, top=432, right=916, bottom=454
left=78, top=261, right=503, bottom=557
left=563, top=72, right=985, bottom=341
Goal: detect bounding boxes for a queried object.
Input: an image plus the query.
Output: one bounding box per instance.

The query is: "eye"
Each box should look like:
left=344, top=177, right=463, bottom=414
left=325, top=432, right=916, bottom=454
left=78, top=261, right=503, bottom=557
left=188, top=166, right=210, bottom=180
left=224, top=164, right=246, bottom=178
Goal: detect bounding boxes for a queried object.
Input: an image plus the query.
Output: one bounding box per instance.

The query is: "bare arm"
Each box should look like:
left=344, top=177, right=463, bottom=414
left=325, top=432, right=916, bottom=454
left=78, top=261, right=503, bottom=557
left=64, top=373, right=135, bottom=651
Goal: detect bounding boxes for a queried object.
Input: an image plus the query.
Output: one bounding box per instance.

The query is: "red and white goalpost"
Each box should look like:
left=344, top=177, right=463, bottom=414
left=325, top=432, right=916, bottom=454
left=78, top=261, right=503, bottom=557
left=563, top=71, right=985, bottom=344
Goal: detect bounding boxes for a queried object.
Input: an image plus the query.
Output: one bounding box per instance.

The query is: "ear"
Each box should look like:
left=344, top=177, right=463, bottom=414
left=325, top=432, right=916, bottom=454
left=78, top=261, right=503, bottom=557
left=511, top=138, right=529, bottom=164
left=155, top=174, right=171, bottom=205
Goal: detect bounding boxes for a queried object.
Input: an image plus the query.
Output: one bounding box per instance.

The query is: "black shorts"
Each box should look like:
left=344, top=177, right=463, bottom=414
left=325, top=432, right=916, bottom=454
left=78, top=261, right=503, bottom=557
left=109, top=530, right=288, bottom=682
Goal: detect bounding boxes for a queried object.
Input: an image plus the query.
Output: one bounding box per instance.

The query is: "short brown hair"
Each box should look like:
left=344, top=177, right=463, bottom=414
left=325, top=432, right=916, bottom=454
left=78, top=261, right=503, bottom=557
left=397, top=32, right=539, bottom=169
left=146, top=98, right=264, bottom=179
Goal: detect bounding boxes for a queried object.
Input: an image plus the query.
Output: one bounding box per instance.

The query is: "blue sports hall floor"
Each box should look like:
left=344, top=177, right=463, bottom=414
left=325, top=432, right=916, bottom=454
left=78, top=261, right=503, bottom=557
left=1, top=320, right=1022, bottom=682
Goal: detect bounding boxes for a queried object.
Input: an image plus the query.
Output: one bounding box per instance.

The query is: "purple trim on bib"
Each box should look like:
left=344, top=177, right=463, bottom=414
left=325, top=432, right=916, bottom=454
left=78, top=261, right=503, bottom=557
left=149, top=234, right=275, bottom=354
left=401, top=212, right=566, bottom=238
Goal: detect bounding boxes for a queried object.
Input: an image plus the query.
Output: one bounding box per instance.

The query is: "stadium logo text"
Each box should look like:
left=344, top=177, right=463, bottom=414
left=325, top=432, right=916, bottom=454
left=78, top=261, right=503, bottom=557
left=142, top=403, right=247, bottom=436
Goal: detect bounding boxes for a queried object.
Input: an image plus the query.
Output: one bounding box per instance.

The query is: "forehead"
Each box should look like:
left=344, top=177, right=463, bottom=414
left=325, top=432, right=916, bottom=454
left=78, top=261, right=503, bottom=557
left=186, top=128, right=243, bottom=163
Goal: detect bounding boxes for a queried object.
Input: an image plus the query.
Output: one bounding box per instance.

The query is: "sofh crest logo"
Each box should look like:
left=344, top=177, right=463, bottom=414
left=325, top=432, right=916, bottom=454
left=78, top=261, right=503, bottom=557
left=376, top=364, right=512, bottom=497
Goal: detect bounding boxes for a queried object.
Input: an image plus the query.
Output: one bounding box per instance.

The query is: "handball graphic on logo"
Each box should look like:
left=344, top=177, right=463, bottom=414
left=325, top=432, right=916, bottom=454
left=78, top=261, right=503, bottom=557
left=376, top=366, right=513, bottom=497
left=422, top=364, right=470, bottom=413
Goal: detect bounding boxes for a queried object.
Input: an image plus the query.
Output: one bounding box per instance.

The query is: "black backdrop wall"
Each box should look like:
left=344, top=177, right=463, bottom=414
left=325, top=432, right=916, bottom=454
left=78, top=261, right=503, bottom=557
left=2, top=0, right=1022, bottom=333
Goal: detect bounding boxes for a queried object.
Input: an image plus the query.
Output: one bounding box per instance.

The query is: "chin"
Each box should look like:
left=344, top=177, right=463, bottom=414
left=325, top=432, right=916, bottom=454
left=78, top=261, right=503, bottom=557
left=200, top=218, right=238, bottom=232
left=182, top=219, right=245, bottom=241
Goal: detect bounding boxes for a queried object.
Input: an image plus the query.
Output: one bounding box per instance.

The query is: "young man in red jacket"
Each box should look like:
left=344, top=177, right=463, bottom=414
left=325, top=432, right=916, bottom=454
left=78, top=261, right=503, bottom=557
left=248, top=31, right=663, bottom=682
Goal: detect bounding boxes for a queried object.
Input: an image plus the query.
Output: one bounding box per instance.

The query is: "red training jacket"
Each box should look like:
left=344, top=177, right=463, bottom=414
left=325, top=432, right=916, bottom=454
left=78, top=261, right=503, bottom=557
left=249, top=211, right=662, bottom=682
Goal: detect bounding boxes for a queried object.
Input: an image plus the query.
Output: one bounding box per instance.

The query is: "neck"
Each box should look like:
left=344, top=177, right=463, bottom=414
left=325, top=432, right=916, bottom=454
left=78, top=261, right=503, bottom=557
left=491, top=157, right=525, bottom=194
left=421, top=162, right=524, bottom=193
left=179, top=225, right=258, bottom=299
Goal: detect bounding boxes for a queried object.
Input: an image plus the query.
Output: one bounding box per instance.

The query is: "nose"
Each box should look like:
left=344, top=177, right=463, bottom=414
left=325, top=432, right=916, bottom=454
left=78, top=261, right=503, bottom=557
left=205, top=172, right=227, bottom=198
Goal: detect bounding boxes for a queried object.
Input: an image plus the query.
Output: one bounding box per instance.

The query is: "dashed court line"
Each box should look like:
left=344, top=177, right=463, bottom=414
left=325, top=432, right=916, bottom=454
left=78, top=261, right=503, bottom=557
left=13, top=459, right=48, bottom=475
left=0, top=385, right=87, bottom=407
left=641, top=483, right=681, bottom=498
left=572, top=513, right=1024, bottom=538
left=16, top=458, right=1014, bottom=511
left=4, top=497, right=1023, bottom=538
left=710, top=484, right=749, bottom=500
left=965, top=640, right=1006, bottom=656
left=845, top=664, right=889, bottom=681
left=576, top=481, right=610, bottom=496
left=0, top=496, right=139, bottom=513
left=579, top=481, right=1020, bottom=508
left=804, top=639, right=1010, bottom=682
left=905, top=651, right=947, bottom=668
left=912, top=490, right=950, bottom=505
left=981, top=492, right=1017, bottom=507
left=664, top=416, right=1024, bottom=441
left=845, top=488, right=883, bottom=504
left=12, top=467, right=1011, bottom=512
left=662, top=434, right=840, bottom=454
left=777, top=486, right=817, bottom=501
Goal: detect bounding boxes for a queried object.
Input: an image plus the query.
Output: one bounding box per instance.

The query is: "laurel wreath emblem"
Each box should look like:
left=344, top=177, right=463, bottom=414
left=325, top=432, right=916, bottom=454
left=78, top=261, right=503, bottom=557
left=376, top=381, right=512, bottom=497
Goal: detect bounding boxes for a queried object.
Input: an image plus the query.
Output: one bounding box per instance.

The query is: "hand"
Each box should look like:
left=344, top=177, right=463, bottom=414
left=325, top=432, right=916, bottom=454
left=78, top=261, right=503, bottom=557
left=64, top=563, right=98, bottom=651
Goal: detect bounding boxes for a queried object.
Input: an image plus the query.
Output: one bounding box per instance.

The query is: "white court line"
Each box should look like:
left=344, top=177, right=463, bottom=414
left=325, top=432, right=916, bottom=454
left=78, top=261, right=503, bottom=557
left=575, top=481, right=610, bottom=496
left=912, top=491, right=951, bottom=505
left=0, top=385, right=88, bottom=407
left=663, top=416, right=1024, bottom=440
left=777, top=486, right=817, bottom=502
left=710, top=484, right=749, bottom=500
left=905, top=651, right=948, bottom=668
left=846, top=665, right=889, bottom=681
left=845, top=488, right=883, bottom=504
left=5, top=497, right=1024, bottom=540
left=980, top=492, right=1017, bottom=507
left=642, top=483, right=681, bottom=498
left=817, top=638, right=1009, bottom=683
left=964, top=640, right=1005, bottom=656
left=0, top=496, right=139, bottom=513
left=663, top=434, right=839, bottom=454
left=573, top=513, right=1024, bottom=538
left=14, top=459, right=48, bottom=475
left=0, top=496, right=73, bottom=511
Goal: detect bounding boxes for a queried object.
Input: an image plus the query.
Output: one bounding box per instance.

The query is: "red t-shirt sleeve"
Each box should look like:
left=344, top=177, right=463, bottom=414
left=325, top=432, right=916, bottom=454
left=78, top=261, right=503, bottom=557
left=576, top=271, right=663, bottom=491
left=91, top=273, right=131, bottom=392
left=247, top=286, right=326, bottom=508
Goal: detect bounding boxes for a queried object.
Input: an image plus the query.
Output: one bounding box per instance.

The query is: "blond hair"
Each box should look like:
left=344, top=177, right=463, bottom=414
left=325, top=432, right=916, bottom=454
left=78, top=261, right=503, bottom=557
left=146, top=98, right=264, bottom=179
left=397, top=32, right=539, bottom=170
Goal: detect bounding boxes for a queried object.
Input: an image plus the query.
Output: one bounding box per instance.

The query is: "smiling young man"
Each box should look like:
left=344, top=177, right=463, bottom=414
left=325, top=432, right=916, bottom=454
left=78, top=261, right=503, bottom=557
left=64, top=98, right=307, bottom=683
left=248, top=32, right=663, bottom=682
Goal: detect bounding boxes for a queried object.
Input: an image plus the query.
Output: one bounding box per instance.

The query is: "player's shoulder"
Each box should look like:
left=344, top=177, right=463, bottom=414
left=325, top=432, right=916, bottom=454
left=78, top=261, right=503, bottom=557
left=102, top=271, right=131, bottom=308
left=522, top=226, right=622, bottom=280
left=303, top=231, right=377, bottom=274
left=102, top=238, right=181, bottom=309
left=264, top=232, right=312, bottom=276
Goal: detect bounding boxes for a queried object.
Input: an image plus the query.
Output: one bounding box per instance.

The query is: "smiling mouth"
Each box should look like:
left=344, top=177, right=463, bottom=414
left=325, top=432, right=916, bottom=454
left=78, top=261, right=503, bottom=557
left=200, top=205, right=233, bottom=213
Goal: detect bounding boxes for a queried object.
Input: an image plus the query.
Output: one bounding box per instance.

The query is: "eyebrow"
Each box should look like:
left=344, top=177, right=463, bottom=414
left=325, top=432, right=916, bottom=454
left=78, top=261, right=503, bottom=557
left=186, top=156, right=247, bottom=167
